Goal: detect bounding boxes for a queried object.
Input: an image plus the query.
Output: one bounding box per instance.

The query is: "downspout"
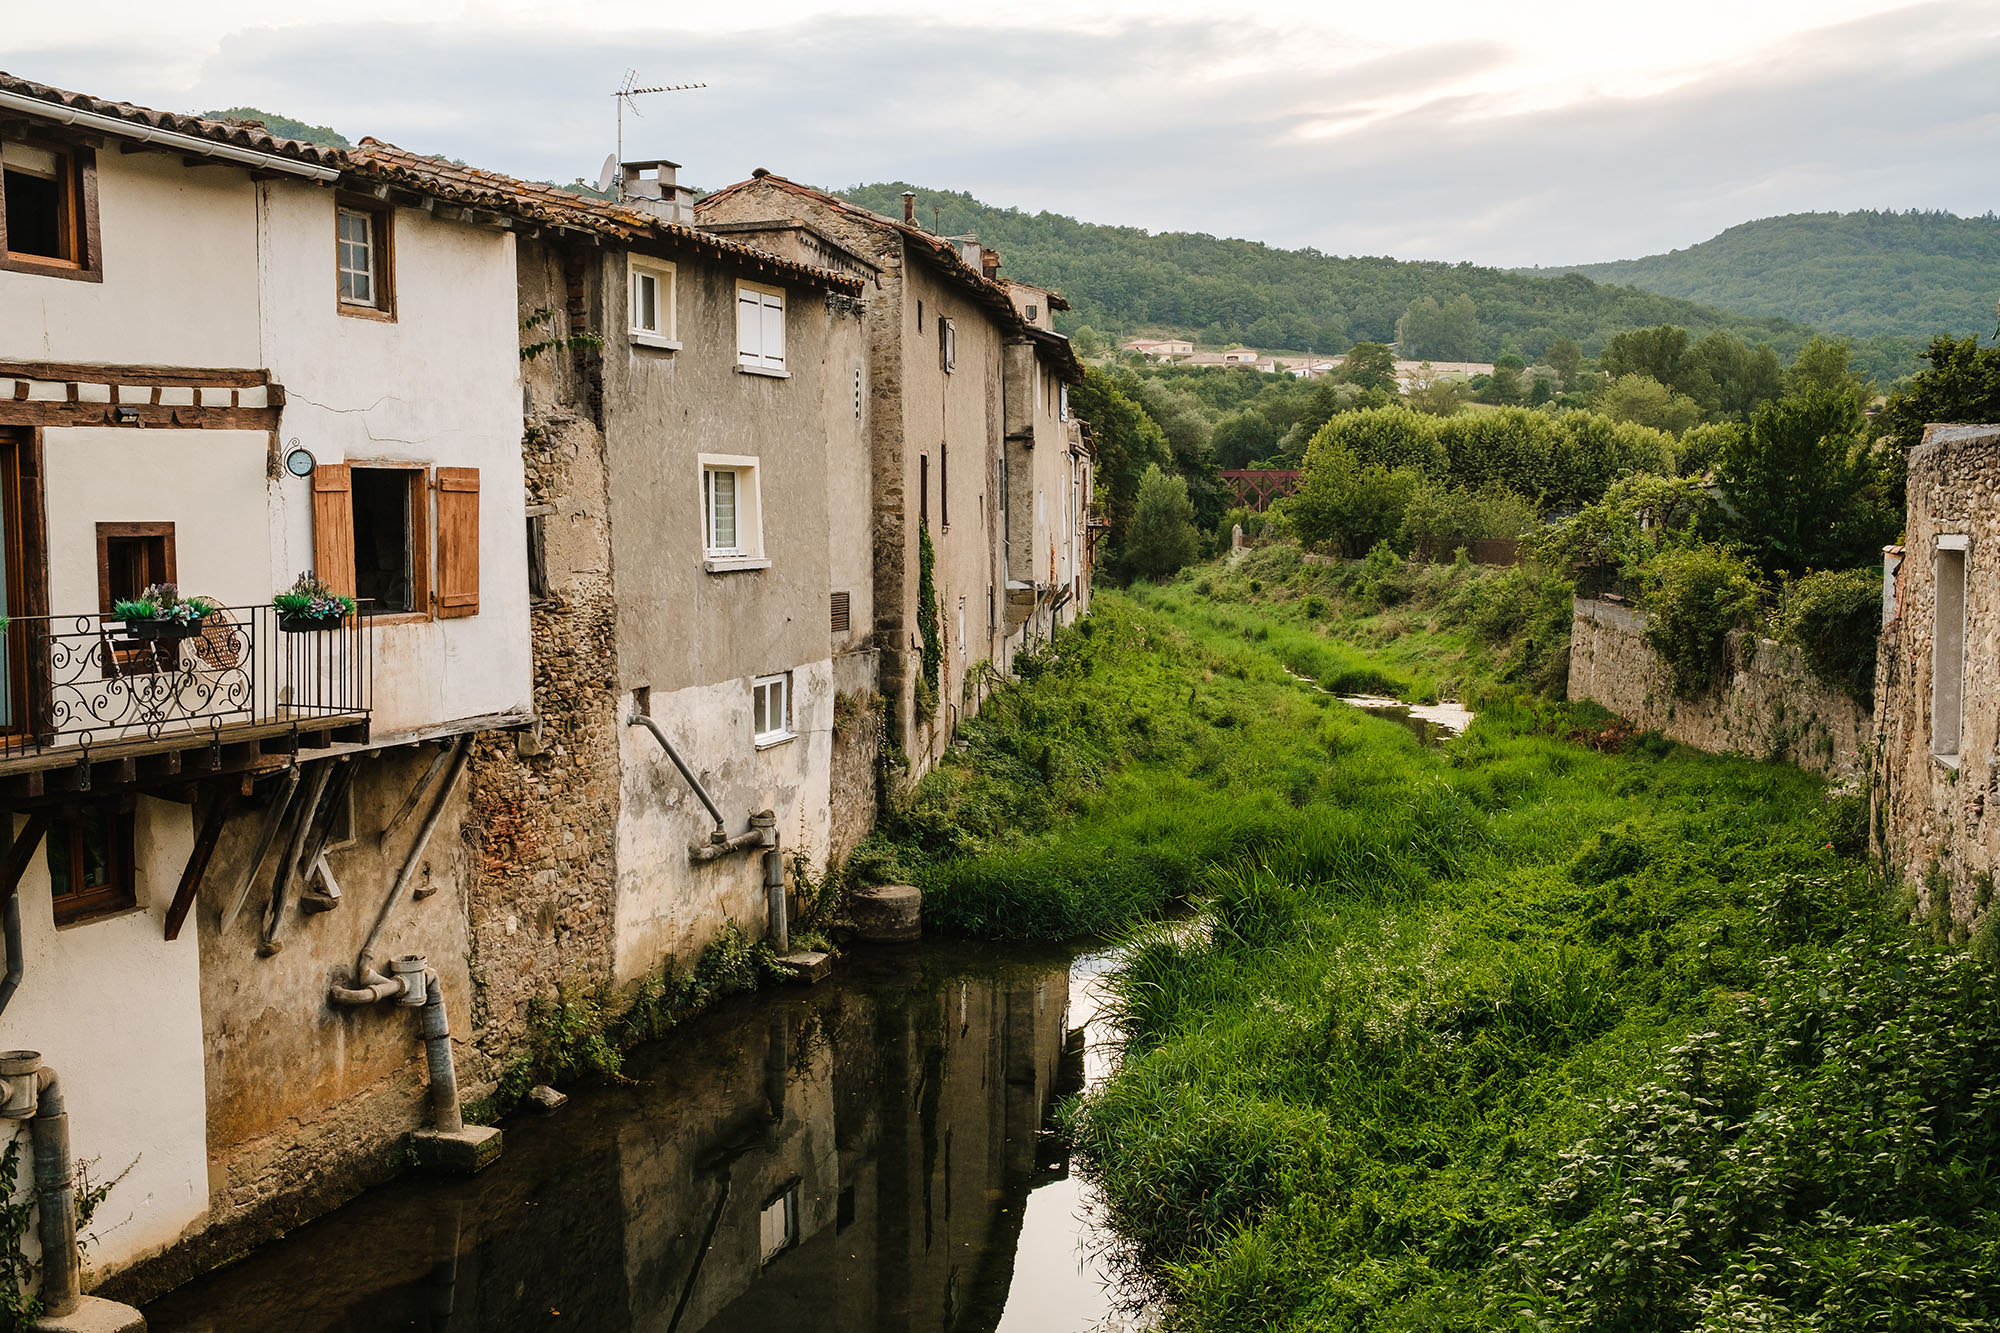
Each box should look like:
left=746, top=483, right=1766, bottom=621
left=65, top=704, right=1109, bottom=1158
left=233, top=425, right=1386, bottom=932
left=0, top=1056, right=86, bottom=1319
left=628, top=712, right=726, bottom=839
left=0, top=888, right=22, bottom=1020
left=328, top=960, right=461, bottom=1133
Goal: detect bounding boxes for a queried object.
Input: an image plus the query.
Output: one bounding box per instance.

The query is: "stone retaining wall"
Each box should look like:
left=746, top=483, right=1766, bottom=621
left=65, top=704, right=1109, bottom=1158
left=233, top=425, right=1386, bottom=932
left=1568, top=597, right=1870, bottom=781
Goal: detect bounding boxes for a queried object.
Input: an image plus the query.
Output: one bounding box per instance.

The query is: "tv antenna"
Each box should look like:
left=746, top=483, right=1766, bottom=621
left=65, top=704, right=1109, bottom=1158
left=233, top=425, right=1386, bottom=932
left=613, top=71, right=708, bottom=174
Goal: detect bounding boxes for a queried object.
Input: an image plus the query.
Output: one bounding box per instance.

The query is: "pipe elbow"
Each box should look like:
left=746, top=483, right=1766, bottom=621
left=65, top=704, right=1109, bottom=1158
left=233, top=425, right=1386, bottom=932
left=329, top=977, right=406, bottom=1006
left=34, top=1066, right=61, bottom=1118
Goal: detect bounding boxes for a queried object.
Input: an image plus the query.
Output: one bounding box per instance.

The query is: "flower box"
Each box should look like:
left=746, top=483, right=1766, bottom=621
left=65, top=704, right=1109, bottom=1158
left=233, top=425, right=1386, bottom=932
left=279, top=611, right=348, bottom=634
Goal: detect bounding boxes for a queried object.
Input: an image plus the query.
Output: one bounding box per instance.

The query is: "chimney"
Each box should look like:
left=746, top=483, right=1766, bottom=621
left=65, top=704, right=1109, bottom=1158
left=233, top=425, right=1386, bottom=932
left=902, top=191, right=917, bottom=225
left=981, top=249, right=1001, bottom=281
left=620, top=159, right=695, bottom=225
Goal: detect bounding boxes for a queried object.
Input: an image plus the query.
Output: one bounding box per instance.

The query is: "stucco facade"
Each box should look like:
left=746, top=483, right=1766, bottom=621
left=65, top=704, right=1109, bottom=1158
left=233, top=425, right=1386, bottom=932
left=500, top=204, right=872, bottom=996
left=0, top=87, right=532, bottom=1300
left=696, top=177, right=1093, bottom=778
left=1875, top=424, right=2000, bottom=929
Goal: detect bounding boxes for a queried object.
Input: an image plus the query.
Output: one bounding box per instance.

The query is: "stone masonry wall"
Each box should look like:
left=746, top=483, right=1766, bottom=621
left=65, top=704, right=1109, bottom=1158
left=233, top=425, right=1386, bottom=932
left=1568, top=597, right=1871, bottom=781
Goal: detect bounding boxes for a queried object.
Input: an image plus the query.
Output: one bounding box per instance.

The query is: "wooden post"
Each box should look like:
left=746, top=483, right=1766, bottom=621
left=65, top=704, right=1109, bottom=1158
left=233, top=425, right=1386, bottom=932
left=164, top=788, right=232, bottom=941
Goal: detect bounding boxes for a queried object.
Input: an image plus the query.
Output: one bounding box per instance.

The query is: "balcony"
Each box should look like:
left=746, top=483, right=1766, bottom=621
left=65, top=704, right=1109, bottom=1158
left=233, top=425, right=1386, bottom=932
left=0, top=605, right=371, bottom=786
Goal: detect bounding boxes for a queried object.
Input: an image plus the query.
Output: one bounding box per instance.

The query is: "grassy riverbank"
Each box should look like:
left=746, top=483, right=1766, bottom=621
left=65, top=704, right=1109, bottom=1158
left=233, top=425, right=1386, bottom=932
left=867, top=550, right=2000, bottom=1330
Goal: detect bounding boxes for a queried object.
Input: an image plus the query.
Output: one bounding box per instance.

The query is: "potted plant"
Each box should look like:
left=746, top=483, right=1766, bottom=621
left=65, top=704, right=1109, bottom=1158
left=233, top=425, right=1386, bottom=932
left=113, top=584, right=220, bottom=641
left=273, top=572, right=356, bottom=633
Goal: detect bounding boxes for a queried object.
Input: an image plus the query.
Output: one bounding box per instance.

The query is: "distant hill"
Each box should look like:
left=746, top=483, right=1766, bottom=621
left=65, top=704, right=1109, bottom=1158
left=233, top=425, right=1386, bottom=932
left=838, top=185, right=1921, bottom=383
left=199, top=107, right=351, bottom=150
left=1526, top=211, right=2000, bottom=343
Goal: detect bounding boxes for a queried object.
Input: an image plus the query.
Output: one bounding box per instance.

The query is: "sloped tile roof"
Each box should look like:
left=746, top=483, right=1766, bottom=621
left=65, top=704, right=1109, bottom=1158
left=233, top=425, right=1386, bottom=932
left=0, top=70, right=345, bottom=169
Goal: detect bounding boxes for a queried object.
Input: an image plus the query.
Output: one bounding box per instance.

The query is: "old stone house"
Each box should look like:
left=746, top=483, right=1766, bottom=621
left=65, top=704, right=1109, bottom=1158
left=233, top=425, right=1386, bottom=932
left=1875, top=423, right=2000, bottom=929
left=696, top=177, right=1090, bottom=777
left=0, top=72, right=538, bottom=1304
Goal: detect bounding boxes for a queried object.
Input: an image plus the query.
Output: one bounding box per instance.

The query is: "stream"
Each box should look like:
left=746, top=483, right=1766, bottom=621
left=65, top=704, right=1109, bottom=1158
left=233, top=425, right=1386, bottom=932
left=144, top=941, right=1146, bottom=1333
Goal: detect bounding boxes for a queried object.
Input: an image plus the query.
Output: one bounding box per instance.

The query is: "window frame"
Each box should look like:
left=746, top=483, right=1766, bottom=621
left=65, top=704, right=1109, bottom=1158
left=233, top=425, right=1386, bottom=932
left=939, top=317, right=957, bottom=374
left=0, top=136, right=101, bottom=283
left=629, top=256, right=680, bottom=349
left=334, top=196, right=395, bottom=320
left=47, top=800, right=137, bottom=927
left=752, top=672, right=794, bottom=748
left=699, top=454, right=768, bottom=573
left=1933, top=535, right=1969, bottom=764
left=346, top=461, right=431, bottom=622
left=95, top=521, right=178, bottom=678
left=736, top=281, right=788, bottom=377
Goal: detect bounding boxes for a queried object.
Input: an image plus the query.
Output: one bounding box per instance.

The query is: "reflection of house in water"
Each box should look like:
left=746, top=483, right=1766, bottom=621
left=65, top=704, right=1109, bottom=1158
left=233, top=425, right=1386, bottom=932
left=143, top=950, right=1077, bottom=1333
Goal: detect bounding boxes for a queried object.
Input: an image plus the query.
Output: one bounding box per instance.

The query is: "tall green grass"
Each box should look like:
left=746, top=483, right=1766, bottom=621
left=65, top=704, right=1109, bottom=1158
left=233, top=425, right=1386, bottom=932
left=867, top=552, right=2000, bottom=1330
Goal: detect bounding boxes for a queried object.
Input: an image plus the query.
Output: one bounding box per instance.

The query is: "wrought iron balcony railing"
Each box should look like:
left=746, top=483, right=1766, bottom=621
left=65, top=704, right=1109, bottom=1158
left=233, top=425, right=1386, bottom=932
left=0, top=604, right=372, bottom=764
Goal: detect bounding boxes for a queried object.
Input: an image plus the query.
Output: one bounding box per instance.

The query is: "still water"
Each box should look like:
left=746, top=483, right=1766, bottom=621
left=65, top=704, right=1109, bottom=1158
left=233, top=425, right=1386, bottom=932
left=145, top=943, right=1144, bottom=1333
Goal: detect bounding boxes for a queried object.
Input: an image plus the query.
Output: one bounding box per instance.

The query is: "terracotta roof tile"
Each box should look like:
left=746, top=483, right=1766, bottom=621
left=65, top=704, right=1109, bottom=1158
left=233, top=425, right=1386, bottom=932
left=0, top=70, right=345, bottom=168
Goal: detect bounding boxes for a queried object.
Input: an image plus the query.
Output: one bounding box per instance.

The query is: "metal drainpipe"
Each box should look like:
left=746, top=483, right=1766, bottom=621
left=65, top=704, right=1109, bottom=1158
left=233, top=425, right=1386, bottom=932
left=628, top=712, right=727, bottom=840
left=754, top=812, right=786, bottom=953
left=0, top=1057, right=79, bottom=1318
left=328, top=959, right=461, bottom=1133
left=0, top=889, right=22, bottom=1020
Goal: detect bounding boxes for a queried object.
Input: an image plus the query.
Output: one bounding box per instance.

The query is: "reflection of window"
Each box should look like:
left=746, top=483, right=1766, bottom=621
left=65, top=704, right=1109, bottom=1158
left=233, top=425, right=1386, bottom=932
left=1934, top=537, right=1969, bottom=761
left=1, top=139, right=96, bottom=278
left=352, top=467, right=423, bottom=614
left=753, top=673, right=792, bottom=746
left=758, top=1184, right=799, bottom=1264
left=48, top=802, right=135, bottom=926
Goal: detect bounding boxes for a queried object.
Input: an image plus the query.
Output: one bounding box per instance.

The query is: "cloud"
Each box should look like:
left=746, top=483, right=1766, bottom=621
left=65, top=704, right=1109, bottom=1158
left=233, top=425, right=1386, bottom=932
left=7, top=2, right=1996, bottom=266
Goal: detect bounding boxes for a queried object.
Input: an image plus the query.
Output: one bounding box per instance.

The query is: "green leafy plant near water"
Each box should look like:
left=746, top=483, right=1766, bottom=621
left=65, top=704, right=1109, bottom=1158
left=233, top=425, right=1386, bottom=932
left=872, top=555, right=2000, bottom=1331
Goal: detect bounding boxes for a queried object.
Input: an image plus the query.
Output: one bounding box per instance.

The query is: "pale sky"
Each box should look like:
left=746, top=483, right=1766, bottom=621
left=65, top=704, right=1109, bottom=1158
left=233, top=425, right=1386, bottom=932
left=9, top=1, right=1999, bottom=266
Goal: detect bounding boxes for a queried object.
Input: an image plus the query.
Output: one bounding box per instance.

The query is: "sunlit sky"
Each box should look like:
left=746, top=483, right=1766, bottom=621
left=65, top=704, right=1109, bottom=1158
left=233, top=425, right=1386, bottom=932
left=10, top=1, right=2000, bottom=265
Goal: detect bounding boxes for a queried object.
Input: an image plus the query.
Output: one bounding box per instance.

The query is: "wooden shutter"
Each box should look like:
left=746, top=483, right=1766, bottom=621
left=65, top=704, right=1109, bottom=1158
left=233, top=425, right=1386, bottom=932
left=311, top=463, right=355, bottom=597
left=737, top=286, right=760, bottom=363
left=434, top=467, right=480, bottom=619
left=759, top=291, right=785, bottom=370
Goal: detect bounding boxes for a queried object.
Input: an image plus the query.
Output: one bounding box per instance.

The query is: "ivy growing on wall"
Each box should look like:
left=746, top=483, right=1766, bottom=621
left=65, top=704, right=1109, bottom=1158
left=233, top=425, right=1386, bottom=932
left=917, top=526, right=943, bottom=716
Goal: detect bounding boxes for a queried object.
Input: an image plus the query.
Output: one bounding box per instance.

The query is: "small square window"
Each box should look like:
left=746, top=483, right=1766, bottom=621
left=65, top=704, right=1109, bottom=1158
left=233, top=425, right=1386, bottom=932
left=1, top=138, right=97, bottom=278
left=48, top=802, right=136, bottom=926
left=752, top=673, right=793, bottom=746
left=630, top=259, right=678, bottom=347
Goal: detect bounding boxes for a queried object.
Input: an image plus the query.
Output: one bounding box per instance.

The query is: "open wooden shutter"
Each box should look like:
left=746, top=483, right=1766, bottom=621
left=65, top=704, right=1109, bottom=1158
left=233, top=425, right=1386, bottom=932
left=433, top=467, right=480, bottom=619
left=311, top=463, right=355, bottom=598
left=737, top=286, right=760, bottom=363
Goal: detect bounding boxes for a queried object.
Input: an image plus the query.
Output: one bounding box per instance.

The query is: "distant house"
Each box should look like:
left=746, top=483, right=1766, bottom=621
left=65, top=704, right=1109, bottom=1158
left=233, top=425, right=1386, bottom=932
left=1120, top=338, right=1192, bottom=360
left=1221, top=347, right=1260, bottom=364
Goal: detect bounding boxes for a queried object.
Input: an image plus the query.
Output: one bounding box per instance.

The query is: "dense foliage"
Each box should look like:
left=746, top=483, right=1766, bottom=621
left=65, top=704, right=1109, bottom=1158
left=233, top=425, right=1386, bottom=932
left=1638, top=545, right=1763, bottom=697
left=1125, top=464, right=1202, bottom=579
left=1776, top=567, right=1885, bottom=705
left=1540, top=209, right=2000, bottom=343
left=869, top=572, right=1997, bottom=1332
left=835, top=185, right=1886, bottom=372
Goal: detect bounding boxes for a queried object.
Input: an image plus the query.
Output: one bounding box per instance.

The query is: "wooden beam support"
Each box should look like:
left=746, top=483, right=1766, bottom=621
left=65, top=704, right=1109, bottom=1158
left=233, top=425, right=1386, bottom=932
left=0, top=401, right=280, bottom=431
left=0, top=361, right=267, bottom=388
left=0, top=812, right=52, bottom=906
left=164, top=788, right=232, bottom=941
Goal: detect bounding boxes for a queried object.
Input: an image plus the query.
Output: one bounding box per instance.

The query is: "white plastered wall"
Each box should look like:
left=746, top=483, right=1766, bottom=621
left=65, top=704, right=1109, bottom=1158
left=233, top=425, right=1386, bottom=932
left=42, top=428, right=273, bottom=613
left=613, top=661, right=835, bottom=987
left=257, top=183, right=531, bottom=738
left=0, top=151, right=260, bottom=367
left=0, top=801, right=208, bottom=1274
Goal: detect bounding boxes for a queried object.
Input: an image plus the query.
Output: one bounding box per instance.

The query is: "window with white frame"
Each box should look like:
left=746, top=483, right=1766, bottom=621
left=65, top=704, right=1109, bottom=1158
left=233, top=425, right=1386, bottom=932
left=752, top=673, right=793, bottom=746
left=630, top=258, right=677, bottom=347
left=737, top=282, right=786, bottom=373
left=700, top=455, right=765, bottom=570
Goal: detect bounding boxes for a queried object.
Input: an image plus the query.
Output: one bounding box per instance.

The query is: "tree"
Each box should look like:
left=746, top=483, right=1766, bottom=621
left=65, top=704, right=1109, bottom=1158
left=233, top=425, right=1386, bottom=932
left=1601, top=325, right=1692, bottom=390
left=1718, top=389, right=1894, bottom=575
left=1211, top=410, right=1281, bottom=469
left=1602, top=374, right=1705, bottom=434
left=1785, top=335, right=1869, bottom=409
left=1396, top=294, right=1479, bottom=361
left=1337, top=341, right=1401, bottom=393
left=1069, top=368, right=1171, bottom=566
left=1070, top=325, right=1107, bottom=358
left=1405, top=363, right=1469, bottom=417
left=1545, top=337, right=1585, bottom=389
left=1881, top=334, right=2000, bottom=454
left=1686, top=330, right=1783, bottom=420
left=1124, top=464, right=1201, bottom=578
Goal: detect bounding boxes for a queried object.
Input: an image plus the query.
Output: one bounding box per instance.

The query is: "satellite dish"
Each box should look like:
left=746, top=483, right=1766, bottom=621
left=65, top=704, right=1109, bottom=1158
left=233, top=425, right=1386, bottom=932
left=596, top=153, right=618, bottom=196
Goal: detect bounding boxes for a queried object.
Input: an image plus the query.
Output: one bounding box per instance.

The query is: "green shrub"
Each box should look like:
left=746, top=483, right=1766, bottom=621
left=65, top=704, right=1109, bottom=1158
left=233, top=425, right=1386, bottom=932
left=1641, top=544, right=1763, bottom=697
left=1776, top=566, right=1881, bottom=703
